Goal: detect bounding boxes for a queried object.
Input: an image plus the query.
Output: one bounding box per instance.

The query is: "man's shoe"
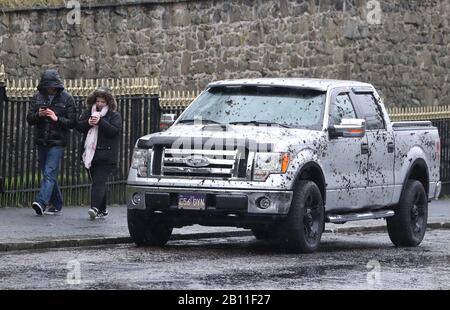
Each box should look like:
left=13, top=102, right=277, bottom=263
left=96, top=210, right=108, bottom=219
left=88, top=207, right=99, bottom=220
left=32, top=202, right=44, bottom=216
left=44, top=208, right=62, bottom=216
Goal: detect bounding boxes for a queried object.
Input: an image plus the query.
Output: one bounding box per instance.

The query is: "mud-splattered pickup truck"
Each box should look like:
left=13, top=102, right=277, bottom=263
left=126, top=78, right=441, bottom=253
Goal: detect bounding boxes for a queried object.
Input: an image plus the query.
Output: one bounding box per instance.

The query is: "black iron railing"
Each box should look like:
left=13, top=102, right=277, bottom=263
left=0, top=77, right=160, bottom=207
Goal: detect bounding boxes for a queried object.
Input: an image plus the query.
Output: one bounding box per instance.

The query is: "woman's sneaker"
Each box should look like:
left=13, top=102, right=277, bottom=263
left=96, top=210, right=108, bottom=219
left=44, top=208, right=62, bottom=216
left=88, top=207, right=99, bottom=220
left=32, top=202, right=45, bottom=216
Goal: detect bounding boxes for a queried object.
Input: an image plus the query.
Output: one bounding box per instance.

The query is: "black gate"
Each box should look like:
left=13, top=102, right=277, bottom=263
left=432, top=118, right=450, bottom=193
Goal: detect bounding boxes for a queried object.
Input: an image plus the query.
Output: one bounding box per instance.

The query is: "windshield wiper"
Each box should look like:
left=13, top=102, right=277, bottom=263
left=177, top=119, right=224, bottom=125
left=228, top=121, right=292, bottom=128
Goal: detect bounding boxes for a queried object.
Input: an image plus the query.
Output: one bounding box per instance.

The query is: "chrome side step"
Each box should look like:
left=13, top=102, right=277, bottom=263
left=326, top=210, right=395, bottom=224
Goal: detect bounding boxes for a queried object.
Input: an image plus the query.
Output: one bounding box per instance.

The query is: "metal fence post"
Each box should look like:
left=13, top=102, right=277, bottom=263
left=0, top=64, right=5, bottom=193
left=150, top=94, right=161, bottom=133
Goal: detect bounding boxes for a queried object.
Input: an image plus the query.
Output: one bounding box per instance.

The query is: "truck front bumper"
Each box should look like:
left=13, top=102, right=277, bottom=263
left=126, top=185, right=293, bottom=216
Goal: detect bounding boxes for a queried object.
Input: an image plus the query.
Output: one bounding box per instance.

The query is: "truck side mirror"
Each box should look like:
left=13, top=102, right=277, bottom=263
left=329, top=119, right=366, bottom=139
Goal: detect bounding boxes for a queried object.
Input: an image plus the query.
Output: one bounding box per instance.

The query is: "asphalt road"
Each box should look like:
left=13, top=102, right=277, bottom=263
left=1, top=229, right=449, bottom=290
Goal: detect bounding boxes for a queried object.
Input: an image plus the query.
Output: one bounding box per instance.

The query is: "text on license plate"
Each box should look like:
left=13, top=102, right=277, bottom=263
left=178, top=193, right=206, bottom=210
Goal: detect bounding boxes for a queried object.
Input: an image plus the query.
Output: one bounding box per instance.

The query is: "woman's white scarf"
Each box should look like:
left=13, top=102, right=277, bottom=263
left=82, top=105, right=109, bottom=169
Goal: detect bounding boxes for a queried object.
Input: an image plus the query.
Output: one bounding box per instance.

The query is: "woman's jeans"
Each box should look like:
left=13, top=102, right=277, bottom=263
left=36, top=145, right=64, bottom=211
left=88, top=162, right=115, bottom=212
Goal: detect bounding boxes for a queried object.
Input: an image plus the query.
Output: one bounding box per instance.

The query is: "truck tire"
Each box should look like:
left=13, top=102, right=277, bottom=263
left=387, top=180, right=428, bottom=247
left=127, top=209, right=173, bottom=246
left=278, top=180, right=324, bottom=253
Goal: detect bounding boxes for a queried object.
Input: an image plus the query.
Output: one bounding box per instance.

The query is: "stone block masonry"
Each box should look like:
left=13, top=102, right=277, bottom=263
left=0, top=0, right=449, bottom=107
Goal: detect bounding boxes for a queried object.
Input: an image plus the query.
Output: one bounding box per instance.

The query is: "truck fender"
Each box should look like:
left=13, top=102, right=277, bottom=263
left=399, top=157, right=429, bottom=200
left=288, top=149, right=326, bottom=203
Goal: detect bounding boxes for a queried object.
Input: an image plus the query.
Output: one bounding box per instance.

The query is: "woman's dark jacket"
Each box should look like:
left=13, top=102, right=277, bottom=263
left=26, top=70, right=77, bottom=147
left=77, top=108, right=123, bottom=165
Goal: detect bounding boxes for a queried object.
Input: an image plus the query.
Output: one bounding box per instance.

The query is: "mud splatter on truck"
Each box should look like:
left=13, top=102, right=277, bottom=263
left=126, top=78, right=441, bottom=253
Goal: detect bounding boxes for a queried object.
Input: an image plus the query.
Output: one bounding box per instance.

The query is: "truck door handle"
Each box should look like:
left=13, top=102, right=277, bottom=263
left=387, top=142, right=394, bottom=153
left=361, top=143, right=369, bottom=155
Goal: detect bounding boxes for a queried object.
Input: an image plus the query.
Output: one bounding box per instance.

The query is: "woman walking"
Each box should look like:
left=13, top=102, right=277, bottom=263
left=77, top=87, right=122, bottom=219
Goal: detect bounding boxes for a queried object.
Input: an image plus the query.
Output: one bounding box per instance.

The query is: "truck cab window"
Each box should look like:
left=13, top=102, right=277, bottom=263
left=353, top=93, right=385, bottom=130
left=329, top=93, right=356, bottom=125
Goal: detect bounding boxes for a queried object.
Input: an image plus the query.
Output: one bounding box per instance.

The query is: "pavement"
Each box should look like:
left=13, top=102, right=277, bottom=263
left=0, top=199, right=449, bottom=252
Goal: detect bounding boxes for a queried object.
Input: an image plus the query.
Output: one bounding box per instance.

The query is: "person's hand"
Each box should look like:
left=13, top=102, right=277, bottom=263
left=89, top=116, right=99, bottom=126
left=45, top=109, right=58, bottom=122
left=38, top=107, right=47, bottom=117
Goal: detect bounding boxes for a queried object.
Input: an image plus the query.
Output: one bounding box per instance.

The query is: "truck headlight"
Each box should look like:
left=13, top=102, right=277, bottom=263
left=131, top=149, right=151, bottom=177
left=253, top=152, right=290, bottom=181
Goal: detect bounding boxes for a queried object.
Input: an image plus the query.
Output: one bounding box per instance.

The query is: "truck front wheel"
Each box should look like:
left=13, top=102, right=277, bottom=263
left=387, top=180, right=428, bottom=247
left=278, top=180, right=324, bottom=253
left=127, top=209, right=173, bottom=246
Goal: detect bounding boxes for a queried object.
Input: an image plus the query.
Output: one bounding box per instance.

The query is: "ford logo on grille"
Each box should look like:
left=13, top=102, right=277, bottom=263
left=184, top=156, right=210, bottom=168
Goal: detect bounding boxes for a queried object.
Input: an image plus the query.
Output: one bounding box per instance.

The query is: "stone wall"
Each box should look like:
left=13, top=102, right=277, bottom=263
left=0, top=0, right=449, bottom=107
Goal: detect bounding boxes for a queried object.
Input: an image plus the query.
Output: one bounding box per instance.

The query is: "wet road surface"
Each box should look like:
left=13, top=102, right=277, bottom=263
left=1, top=229, right=449, bottom=289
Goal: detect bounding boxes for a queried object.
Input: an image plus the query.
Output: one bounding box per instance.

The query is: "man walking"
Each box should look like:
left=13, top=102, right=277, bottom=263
left=26, top=69, right=76, bottom=215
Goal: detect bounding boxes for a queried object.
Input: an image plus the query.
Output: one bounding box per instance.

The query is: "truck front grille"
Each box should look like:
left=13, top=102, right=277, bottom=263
left=161, top=148, right=250, bottom=179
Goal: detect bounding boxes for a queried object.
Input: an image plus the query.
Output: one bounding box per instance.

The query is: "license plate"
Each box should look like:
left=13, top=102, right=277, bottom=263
left=178, top=193, right=206, bottom=210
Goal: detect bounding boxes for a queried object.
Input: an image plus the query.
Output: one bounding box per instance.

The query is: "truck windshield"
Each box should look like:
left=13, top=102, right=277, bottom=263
left=178, top=86, right=326, bottom=130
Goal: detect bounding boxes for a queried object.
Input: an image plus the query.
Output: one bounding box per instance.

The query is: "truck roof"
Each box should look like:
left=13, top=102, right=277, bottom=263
left=208, top=78, right=373, bottom=92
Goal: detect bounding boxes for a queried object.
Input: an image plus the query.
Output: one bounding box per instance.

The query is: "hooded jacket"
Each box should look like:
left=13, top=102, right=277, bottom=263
left=26, top=70, right=77, bottom=147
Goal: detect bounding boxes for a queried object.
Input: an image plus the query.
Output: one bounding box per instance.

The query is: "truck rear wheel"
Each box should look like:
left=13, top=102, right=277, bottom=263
left=127, top=209, right=173, bottom=246
left=278, top=180, right=324, bottom=253
left=387, top=180, right=428, bottom=247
